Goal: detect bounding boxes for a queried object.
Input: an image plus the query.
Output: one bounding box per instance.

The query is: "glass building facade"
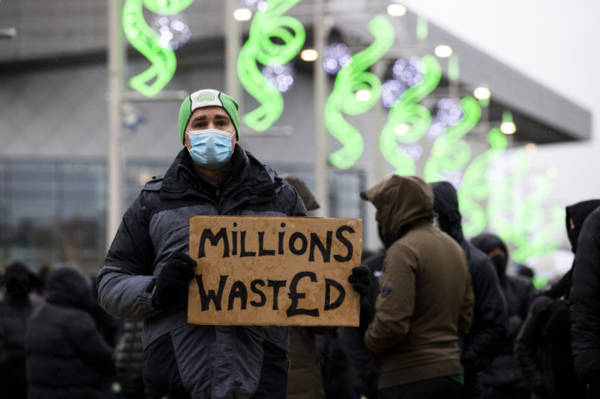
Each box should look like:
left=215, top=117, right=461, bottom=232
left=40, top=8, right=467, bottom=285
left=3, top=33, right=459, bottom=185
left=0, top=159, right=365, bottom=272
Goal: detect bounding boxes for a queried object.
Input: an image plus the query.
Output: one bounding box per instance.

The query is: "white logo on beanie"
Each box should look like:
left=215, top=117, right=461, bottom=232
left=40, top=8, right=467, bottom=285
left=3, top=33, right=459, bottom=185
left=190, top=89, right=223, bottom=111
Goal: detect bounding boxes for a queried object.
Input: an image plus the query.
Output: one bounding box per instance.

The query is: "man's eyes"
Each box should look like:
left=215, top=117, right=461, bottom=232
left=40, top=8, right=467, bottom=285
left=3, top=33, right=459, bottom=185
left=192, top=118, right=230, bottom=128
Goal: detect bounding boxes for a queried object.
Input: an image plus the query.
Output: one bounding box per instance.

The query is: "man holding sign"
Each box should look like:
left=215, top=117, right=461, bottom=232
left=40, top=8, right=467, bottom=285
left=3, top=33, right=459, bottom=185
left=97, top=89, right=369, bottom=399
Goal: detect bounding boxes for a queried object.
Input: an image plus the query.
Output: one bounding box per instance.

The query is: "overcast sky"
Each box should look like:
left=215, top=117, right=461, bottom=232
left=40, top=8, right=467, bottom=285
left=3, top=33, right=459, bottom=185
left=402, top=0, right=600, bottom=205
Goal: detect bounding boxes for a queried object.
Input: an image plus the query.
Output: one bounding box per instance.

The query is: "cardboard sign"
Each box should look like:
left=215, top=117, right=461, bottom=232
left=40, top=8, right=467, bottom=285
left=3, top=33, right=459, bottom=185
left=187, top=216, right=362, bottom=326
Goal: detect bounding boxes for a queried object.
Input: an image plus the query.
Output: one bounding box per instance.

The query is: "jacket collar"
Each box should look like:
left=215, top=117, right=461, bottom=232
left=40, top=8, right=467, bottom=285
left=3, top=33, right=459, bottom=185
left=160, top=145, right=277, bottom=207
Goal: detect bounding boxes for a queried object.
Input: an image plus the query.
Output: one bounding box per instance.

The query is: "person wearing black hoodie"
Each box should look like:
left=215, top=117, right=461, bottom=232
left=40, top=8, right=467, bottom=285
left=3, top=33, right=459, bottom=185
left=569, top=201, right=600, bottom=398
left=0, top=261, right=40, bottom=399
left=430, top=182, right=508, bottom=399
left=471, top=233, right=536, bottom=399
left=514, top=200, right=600, bottom=399
left=25, top=266, right=115, bottom=399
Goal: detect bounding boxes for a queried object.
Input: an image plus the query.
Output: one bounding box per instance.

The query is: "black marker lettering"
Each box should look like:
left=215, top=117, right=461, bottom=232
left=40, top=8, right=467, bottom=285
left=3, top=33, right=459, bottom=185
left=287, top=271, right=319, bottom=317
left=333, top=225, right=354, bottom=262
left=195, top=275, right=228, bottom=311
left=228, top=280, right=248, bottom=310
left=258, top=232, right=276, bottom=256
left=309, top=231, right=332, bottom=262
left=250, top=279, right=267, bottom=307
left=198, top=228, right=230, bottom=258
left=289, top=232, right=308, bottom=256
left=267, top=280, right=287, bottom=310
left=324, top=278, right=345, bottom=310
left=231, top=230, right=238, bottom=256
left=240, top=231, right=257, bottom=257
left=278, top=231, right=285, bottom=255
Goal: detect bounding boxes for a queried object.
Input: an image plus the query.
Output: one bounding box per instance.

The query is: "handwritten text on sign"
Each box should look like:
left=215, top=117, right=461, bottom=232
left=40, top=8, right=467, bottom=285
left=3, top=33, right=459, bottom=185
left=187, top=216, right=362, bottom=326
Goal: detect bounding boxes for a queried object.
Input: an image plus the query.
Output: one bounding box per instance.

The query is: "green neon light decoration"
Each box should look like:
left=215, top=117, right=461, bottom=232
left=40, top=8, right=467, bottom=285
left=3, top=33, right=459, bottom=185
left=417, top=16, right=428, bottom=40
left=237, top=0, right=305, bottom=132
left=448, top=54, right=460, bottom=81
left=458, top=128, right=506, bottom=238
left=486, top=149, right=564, bottom=263
left=379, top=55, right=441, bottom=175
left=424, top=96, right=481, bottom=182
left=533, top=276, right=549, bottom=290
left=122, top=0, right=193, bottom=97
left=325, top=15, right=395, bottom=170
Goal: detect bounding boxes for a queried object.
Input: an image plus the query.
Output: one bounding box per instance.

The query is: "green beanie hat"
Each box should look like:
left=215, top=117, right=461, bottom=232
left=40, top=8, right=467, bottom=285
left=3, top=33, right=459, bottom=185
left=178, top=89, right=240, bottom=144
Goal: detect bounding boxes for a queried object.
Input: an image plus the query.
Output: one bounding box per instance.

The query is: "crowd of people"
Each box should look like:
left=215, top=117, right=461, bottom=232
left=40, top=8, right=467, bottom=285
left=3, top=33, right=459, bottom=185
left=1, top=89, right=599, bottom=399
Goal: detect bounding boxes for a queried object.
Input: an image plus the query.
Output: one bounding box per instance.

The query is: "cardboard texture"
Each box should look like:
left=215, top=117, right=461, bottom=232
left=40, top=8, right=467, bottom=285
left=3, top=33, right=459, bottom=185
left=187, top=216, right=362, bottom=326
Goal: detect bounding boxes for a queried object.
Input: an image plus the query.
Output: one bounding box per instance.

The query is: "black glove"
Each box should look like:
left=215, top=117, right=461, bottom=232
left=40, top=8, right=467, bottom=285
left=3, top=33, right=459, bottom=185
left=152, top=252, right=196, bottom=310
left=348, top=266, right=370, bottom=296
left=349, top=266, right=373, bottom=334
left=359, top=296, right=374, bottom=335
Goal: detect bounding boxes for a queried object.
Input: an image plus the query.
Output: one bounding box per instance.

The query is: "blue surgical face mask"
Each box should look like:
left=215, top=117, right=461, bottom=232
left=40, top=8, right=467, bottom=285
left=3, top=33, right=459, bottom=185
left=187, top=128, right=234, bottom=170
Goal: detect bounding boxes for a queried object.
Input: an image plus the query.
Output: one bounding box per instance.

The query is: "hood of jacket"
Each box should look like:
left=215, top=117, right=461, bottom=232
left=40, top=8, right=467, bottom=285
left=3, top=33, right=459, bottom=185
left=45, top=266, right=94, bottom=312
left=430, top=181, right=464, bottom=244
left=361, top=175, right=434, bottom=246
left=2, top=261, right=34, bottom=306
left=471, top=233, right=508, bottom=279
left=565, top=199, right=600, bottom=253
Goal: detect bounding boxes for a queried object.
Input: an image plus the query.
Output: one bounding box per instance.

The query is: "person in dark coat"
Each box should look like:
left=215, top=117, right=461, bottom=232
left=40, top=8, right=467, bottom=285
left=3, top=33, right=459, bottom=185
left=363, top=175, right=474, bottom=399
left=471, top=233, right=536, bottom=399
left=514, top=200, right=600, bottom=399
left=570, top=203, right=600, bottom=398
left=25, top=266, right=115, bottom=399
left=430, top=181, right=508, bottom=399
left=96, top=89, right=368, bottom=399
left=0, top=261, right=40, bottom=399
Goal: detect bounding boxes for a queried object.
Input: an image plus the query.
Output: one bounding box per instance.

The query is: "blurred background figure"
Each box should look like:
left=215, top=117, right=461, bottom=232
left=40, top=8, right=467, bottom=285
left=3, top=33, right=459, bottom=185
left=0, top=261, right=40, bottom=399
left=516, top=264, right=535, bottom=280
left=569, top=203, right=600, bottom=399
left=430, top=181, right=508, bottom=399
left=513, top=200, right=599, bottom=399
left=25, top=266, right=115, bottom=399
left=471, top=233, right=536, bottom=399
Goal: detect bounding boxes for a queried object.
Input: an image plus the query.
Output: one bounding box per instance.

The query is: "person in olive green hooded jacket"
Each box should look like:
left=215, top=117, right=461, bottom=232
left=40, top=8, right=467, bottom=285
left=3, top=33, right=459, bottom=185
left=362, top=175, right=474, bottom=399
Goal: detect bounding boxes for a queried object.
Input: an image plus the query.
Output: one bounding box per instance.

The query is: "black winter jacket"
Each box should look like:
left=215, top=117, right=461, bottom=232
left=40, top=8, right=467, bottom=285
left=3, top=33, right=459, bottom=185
left=25, top=266, right=115, bottom=399
left=570, top=207, right=600, bottom=384
left=430, top=182, right=508, bottom=373
left=471, top=233, right=536, bottom=390
left=479, top=273, right=535, bottom=389
left=97, top=146, right=306, bottom=398
left=460, top=241, right=508, bottom=372
left=515, top=295, right=583, bottom=399
left=0, top=297, right=38, bottom=397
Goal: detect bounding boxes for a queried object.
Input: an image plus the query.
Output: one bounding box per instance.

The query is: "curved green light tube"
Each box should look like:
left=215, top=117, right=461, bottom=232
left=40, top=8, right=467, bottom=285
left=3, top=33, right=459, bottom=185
left=237, top=0, right=305, bottom=132
left=325, top=15, right=395, bottom=170
left=379, top=55, right=441, bottom=175
left=486, top=150, right=528, bottom=244
left=458, top=128, right=506, bottom=237
left=510, top=168, right=564, bottom=262
left=122, top=0, right=194, bottom=97
left=424, top=96, right=481, bottom=182
left=486, top=149, right=564, bottom=263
